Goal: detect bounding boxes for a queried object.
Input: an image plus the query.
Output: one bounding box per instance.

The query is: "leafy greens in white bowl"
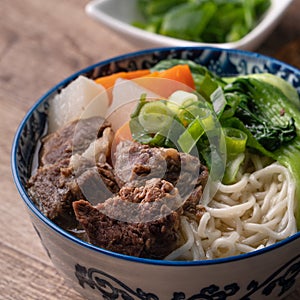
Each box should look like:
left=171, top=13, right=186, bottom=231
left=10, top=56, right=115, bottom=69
left=85, top=0, right=293, bottom=50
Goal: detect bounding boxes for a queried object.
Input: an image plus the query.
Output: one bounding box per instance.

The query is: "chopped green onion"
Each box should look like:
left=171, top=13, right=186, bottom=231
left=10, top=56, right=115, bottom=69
left=211, top=86, right=226, bottom=116
left=222, top=127, right=247, bottom=184
left=138, top=100, right=174, bottom=133
left=177, top=117, right=204, bottom=153
left=177, top=107, right=215, bottom=153
left=223, top=153, right=245, bottom=184
left=223, top=127, right=248, bottom=158
left=167, top=90, right=198, bottom=113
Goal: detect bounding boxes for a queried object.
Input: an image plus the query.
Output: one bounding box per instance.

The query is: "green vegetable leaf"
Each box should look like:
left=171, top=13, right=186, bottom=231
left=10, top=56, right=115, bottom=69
left=138, top=0, right=186, bottom=17
left=223, top=78, right=297, bottom=151
left=160, top=2, right=217, bottom=41
left=221, top=76, right=300, bottom=227
left=134, top=0, right=271, bottom=43
left=151, top=58, right=226, bottom=96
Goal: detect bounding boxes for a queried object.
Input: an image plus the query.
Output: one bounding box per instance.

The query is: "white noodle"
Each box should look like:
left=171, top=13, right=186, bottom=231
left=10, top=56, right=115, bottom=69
left=217, top=175, right=249, bottom=193
left=197, top=212, right=211, bottom=238
left=211, top=232, right=240, bottom=257
left=166, top=158, right=297, bottom=261
left=206, top=195, right=256, bottom=218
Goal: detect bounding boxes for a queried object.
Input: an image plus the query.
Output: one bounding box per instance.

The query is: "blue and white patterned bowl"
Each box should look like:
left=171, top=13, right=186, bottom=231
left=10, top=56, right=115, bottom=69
left=12, top=47, right=300, bottom=300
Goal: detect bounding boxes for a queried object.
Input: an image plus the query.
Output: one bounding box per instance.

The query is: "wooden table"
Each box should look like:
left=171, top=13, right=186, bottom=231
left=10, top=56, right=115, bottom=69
left=1, top=0, right=299, bottom=299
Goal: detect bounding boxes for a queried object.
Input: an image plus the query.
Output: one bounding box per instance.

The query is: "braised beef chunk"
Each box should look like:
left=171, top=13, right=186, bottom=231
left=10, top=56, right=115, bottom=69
left=73, top=179, right=183, bottom=259
left=114, top=140, right=208, bottom=204
left=40, top=117, right=110, bottom=166
left=27, top=158, right=77, bottom=220
left=27, top=117, right=116, bottom=226
left=97, top=163, right=120, bottom=194
left=75, top=163, right=119, bottom=205
left=114, top=140, right=169, bottom=186
left=180, top=161, right=209, bottom=213
left=28, top=116, right=210, bottom=259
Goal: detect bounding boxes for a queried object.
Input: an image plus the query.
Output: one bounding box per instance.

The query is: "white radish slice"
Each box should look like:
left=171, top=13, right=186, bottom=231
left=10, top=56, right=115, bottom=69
left=106, top=78, right=161, bottom=131
left=48, top=75, right=109, bottom=133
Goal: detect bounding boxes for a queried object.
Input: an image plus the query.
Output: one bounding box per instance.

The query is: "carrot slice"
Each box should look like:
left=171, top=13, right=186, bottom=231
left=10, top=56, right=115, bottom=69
left=95, top=64, right=196, bottom=103
left=94, top=70, right=151, bottom=90
left=95, top=65, right=195, bottom=91
left=115, top=121, right=132, bottom=142
left=144, top=64, right=195, bottom=90
left=133, top=64, right=195, bottom=98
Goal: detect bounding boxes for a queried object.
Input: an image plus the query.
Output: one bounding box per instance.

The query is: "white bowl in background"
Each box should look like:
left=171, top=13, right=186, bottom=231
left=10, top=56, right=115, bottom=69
left=85, top=0, right=294, bottom=51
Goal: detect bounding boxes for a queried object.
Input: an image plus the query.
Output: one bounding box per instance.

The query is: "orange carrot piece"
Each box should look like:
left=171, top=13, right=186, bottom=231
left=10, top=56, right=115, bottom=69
left=95, top=64, right=195, bottom=103
left=144, top=64, right=195, bottom=90
left=94, top=70, right=151, bottom=90
left=115, top=121, right=132, bottom=143
left=133, top=64, right=196, bottom=98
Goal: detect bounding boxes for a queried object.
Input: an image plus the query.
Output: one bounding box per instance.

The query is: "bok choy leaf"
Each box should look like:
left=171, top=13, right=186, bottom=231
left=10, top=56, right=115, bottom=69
left=222, top=76, right=300, bottom=228
left=222, top=78, right=297, bottom=152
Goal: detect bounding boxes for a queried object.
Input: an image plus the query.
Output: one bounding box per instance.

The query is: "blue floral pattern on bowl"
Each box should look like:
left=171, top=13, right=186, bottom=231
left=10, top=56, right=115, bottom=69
left=74, top=254, right=300, bottom=299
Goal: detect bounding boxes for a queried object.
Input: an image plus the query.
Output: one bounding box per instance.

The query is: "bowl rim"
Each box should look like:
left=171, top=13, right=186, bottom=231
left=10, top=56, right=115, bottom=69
left=11, top=46, right=300, bottom=266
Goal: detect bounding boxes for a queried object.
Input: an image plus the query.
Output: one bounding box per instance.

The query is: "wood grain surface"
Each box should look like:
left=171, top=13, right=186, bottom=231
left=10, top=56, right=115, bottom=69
left=1, top=0, right=299, bottom=299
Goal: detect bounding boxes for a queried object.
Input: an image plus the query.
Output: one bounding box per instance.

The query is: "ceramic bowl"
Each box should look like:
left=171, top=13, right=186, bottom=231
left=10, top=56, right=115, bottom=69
left=85, top=0, right=294, bottom=51
left=12, top=47, right=300, bottom=300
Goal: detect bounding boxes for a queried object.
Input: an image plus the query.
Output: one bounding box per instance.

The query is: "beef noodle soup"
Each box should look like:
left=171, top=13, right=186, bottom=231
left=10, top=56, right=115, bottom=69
left=27, top=60, right=299, bottom=261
